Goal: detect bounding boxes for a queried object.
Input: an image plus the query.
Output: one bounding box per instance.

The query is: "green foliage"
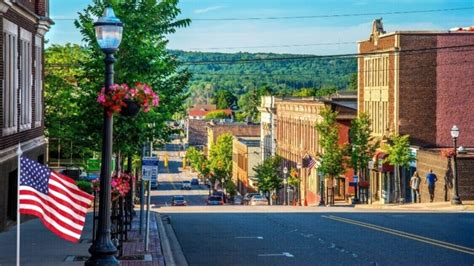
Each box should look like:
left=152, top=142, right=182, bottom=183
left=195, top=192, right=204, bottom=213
left=315, top=107, right=346, bottom=179
left=208, top=133, right=233, bottom=183
left=253, top=155, right=283, bottom=194
left=69, top=0, right=190, bottom=156
left=291, top=86, right=339, bottom=97
left=224, top=179, right=237, bottom=198
left=172, top=50, right=357, bottom=105
left=76, top=180, right=93, bottom=194
left=385, top=135, right=416, bottom=168
left=204, top=110, right=230, bottom=120
left=213, top=89, right=237, bottom=109
left=349, top=112, right=379, bottom=177
left=347, top=73, right=357, bottom=91
left=44, top=44, right=94, bottom=160
left=185, top=147, right=210, bottom=178
left=236, top=86, right=273, bottom=122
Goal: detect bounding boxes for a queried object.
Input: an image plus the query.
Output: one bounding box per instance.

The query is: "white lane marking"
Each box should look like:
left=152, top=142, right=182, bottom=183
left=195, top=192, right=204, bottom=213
left=235, top=236, right=263, bottom=239
left=258, top=252, right=294, bottom=257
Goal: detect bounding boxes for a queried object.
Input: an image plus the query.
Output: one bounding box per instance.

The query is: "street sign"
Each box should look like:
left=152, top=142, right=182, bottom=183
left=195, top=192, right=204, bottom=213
left=353, top=175, right=359, bottom=183
left=142, top=157, right=159, bottom=181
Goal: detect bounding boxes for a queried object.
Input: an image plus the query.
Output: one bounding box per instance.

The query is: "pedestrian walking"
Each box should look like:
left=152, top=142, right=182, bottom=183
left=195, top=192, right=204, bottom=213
left=425, top=169, right=438, bottom=202
left=410, top=171, right=421, bottom=203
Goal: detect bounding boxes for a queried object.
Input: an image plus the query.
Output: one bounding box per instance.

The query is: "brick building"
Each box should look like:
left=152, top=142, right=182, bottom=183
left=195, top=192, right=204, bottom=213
left=186, top=119, right=208, bottom=149
left=206, top=121, right=260, bottom=154
left=258, top=96, right=279, bottom=161
left=0, top=0, right=52, bottom=230
left=232, top=137, right=260, bottom=195
left=274, top=94, right=357, bottom=205
left=358, top=19, right=474, bottom=203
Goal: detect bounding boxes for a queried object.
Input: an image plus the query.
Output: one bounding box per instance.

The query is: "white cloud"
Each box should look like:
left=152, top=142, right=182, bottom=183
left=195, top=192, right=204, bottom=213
left=194, top=5, right=225, bottom=14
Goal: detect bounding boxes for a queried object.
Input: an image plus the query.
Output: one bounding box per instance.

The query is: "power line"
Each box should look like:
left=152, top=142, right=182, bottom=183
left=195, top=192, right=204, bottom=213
left=51, top=6, right=473, bottom=21
left=184, top=41, right=355, bottom=51
left=191, top=7, right=474, bottom=21
left=181, top=44, right=474, bottom=65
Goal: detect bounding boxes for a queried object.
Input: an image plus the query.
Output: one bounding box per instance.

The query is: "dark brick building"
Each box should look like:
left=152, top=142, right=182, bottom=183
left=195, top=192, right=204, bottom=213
left=0, top=0, right=52, bottom=230
left=358, top=19, right=474, bottom=203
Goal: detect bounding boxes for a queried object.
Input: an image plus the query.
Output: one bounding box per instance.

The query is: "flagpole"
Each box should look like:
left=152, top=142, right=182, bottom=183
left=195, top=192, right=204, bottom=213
left=16, top=145, right=22, bottom=266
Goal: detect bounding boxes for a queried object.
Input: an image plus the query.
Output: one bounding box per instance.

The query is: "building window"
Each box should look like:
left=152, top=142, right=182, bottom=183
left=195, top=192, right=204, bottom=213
left=363, top=55, right=389, bottom=135
left=20, top=28, right=32, bottom=131
left=34, top=36, right=43, bottom=127
left=2, top=19, right=18, bottom=136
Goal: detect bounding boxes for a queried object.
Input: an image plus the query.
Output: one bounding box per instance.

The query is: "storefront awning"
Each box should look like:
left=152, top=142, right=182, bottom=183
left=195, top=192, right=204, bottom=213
left=373, top=151, right=394, bottom=172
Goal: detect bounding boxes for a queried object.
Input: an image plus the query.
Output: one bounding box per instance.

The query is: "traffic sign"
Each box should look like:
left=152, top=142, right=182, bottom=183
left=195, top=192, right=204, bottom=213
left=353, top=175, right=359, bottom=183
left=142, top=157, right=159, bottom=181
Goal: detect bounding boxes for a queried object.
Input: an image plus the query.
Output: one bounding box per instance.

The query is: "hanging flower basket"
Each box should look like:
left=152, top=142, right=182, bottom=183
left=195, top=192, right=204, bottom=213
left=97, top=83, right=159, bottom=116
left=120, top=99, right=140, bottom=117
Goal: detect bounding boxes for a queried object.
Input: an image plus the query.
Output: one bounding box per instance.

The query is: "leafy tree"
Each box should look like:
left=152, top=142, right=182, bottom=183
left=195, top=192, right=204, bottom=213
left=44, top=44, right=92, bottom=160
left=71, top=0, right=191, bottom=159
left=253, top=155, right=283, bottom=203
left=288, top=168, right=300, bottom=203
left=237, top=86, right=273, bottom=122
left=347, top=73, right=357, bottom=91
left=213, top=89, right=236, bottom=109
left=348, top=112, right=379, bottom=181
left=185, top=147, right=209, bottom=179
left=208, top=133, right=233, bottom=185
left=204, top=110, right=230, bottom=120
left=385, top=134, right=416, bottom=202
left=315, top=107, right=347, bottom=182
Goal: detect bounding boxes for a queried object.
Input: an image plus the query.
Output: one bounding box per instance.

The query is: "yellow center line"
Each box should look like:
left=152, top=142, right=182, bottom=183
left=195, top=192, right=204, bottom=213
left=322, top=215, right=474, bottom=256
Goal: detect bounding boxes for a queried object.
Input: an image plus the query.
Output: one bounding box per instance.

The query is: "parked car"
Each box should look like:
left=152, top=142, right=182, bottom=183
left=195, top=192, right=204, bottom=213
left=243, top=193, right=261, bottom=205
left=171, top=195, right=187, bottom=206
left=212, top=190, right=226, bottom=203
left=207, top=195, right=224, bottom=205
left=181, top=180, right=192, bottom=190
left=249, top=195, right=269, bottom=206
left=233, top=195, right=243, bottom=205
left=191, top=178, right=199, bottom=186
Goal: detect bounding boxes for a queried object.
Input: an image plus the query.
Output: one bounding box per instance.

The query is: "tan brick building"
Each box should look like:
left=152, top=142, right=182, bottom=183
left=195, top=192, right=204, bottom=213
left=232, top=137, right=260, bottom=195
left=358, top=19, right=474, bottom=203
left=275, top=94, right=357, bottom=205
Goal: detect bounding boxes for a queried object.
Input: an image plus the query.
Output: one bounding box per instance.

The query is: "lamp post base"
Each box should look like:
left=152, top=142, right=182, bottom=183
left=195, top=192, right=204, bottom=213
left=451, top=196, right=462, bottom=205
left=85, top=243, right=119, bottom=266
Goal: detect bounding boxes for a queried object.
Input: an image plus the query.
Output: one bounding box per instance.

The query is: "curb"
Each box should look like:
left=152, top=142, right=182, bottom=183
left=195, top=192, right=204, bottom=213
left=156, top=213, right=188, bottom=266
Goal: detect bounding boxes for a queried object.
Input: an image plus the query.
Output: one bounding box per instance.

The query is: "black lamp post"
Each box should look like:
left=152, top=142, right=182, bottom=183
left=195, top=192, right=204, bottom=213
left=283, top=166, right=288, bottom=205
left=450, top=125, right=462, bottom=205
left=86, top=6, right=123, bottom=266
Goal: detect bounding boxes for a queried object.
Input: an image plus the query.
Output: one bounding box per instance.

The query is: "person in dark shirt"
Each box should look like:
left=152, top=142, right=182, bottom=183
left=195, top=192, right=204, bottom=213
left=425, top=169, right=438, bottom=202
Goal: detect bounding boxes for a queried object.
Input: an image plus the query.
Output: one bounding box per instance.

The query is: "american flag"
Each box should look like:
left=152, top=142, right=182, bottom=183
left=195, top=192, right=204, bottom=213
left=19, top=156, right=94, bottom=243
left=303, top=153, right=317, bottom=169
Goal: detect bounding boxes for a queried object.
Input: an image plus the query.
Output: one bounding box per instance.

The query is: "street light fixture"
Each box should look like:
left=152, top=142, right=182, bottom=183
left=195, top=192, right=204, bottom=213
left=86, top=6, right=123, bottom=266
left=450, top=125, right=462, bottom=205
left=283, top=166, right=288, bottom=205
left=296, top=163, right=302, bottom=206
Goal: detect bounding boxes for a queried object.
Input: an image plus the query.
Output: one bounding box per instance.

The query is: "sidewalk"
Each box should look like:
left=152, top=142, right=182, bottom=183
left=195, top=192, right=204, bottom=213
left=0, top=212, right=165, bottom=266
left=354, top=200, right=474, bottom=211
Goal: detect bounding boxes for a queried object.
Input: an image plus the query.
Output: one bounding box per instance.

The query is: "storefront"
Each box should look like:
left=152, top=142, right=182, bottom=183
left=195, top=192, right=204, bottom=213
left=368, top=151, right=394, bottom=204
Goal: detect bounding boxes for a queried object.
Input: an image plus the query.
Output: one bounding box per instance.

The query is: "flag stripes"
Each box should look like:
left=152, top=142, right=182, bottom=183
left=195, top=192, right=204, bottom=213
left=19, top=156, right=94, bottom=243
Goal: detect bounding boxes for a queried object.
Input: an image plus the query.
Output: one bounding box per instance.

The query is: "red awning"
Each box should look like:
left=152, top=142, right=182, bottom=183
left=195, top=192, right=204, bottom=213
left=374, top=151, right=394, bottom=172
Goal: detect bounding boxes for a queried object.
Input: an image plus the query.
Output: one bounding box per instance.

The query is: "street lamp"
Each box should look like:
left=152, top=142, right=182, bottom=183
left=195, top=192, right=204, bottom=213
left=450, top=125, right=462, bottom=205
left=86, top=6, right=123, bottom=266
left=296, top=163, right=302, bottom=206
left=283, top=166, right=288, bottom=205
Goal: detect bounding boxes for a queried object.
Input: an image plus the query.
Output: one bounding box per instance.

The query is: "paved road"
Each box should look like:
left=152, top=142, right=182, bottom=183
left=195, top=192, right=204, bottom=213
left=153, top=157, right=474, bottom=265
left=166, top=212, right=474, bottom=266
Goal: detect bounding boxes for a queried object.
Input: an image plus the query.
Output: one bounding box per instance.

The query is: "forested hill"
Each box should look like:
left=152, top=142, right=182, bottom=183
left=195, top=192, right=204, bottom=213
left=171, top=50, right=357, bottom=96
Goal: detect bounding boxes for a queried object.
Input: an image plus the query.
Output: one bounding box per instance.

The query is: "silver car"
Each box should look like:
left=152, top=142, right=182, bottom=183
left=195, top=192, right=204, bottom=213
left=249, top=195, right=268, bottom=206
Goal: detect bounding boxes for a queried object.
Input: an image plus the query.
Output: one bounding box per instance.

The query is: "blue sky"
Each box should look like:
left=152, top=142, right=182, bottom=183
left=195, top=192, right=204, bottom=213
left=48, top=0, right=474, bottom=54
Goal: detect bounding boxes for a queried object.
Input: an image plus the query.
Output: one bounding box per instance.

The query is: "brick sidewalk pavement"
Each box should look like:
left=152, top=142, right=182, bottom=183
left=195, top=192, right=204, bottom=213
left=0, top=211, right=165, bottom=266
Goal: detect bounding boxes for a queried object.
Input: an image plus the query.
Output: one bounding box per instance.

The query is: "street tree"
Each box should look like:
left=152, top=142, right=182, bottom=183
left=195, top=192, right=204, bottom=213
left=315, top=107, right=347, bottom=203
left=205, top=110, right=231, bottom=120
left=213, top=89, right=237, bottom=109
left=253, top=155, right=283, bottom=203
left=348, top=112, right=379, bottom=181
left=73, top=0, right=190, bottom=160
left=209, top=133, right=233, bottom=187
left=385, top=134, right=416, bottom=202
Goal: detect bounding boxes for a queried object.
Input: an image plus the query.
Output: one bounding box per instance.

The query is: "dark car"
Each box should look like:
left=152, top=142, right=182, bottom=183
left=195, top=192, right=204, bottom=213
left=171, top=195, right=187, bottom=206
left=207, top=195, right=224, bottom=205
left=191, top=178, right=199, bottom=186
left=212, top=191, right=226, bottom=203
